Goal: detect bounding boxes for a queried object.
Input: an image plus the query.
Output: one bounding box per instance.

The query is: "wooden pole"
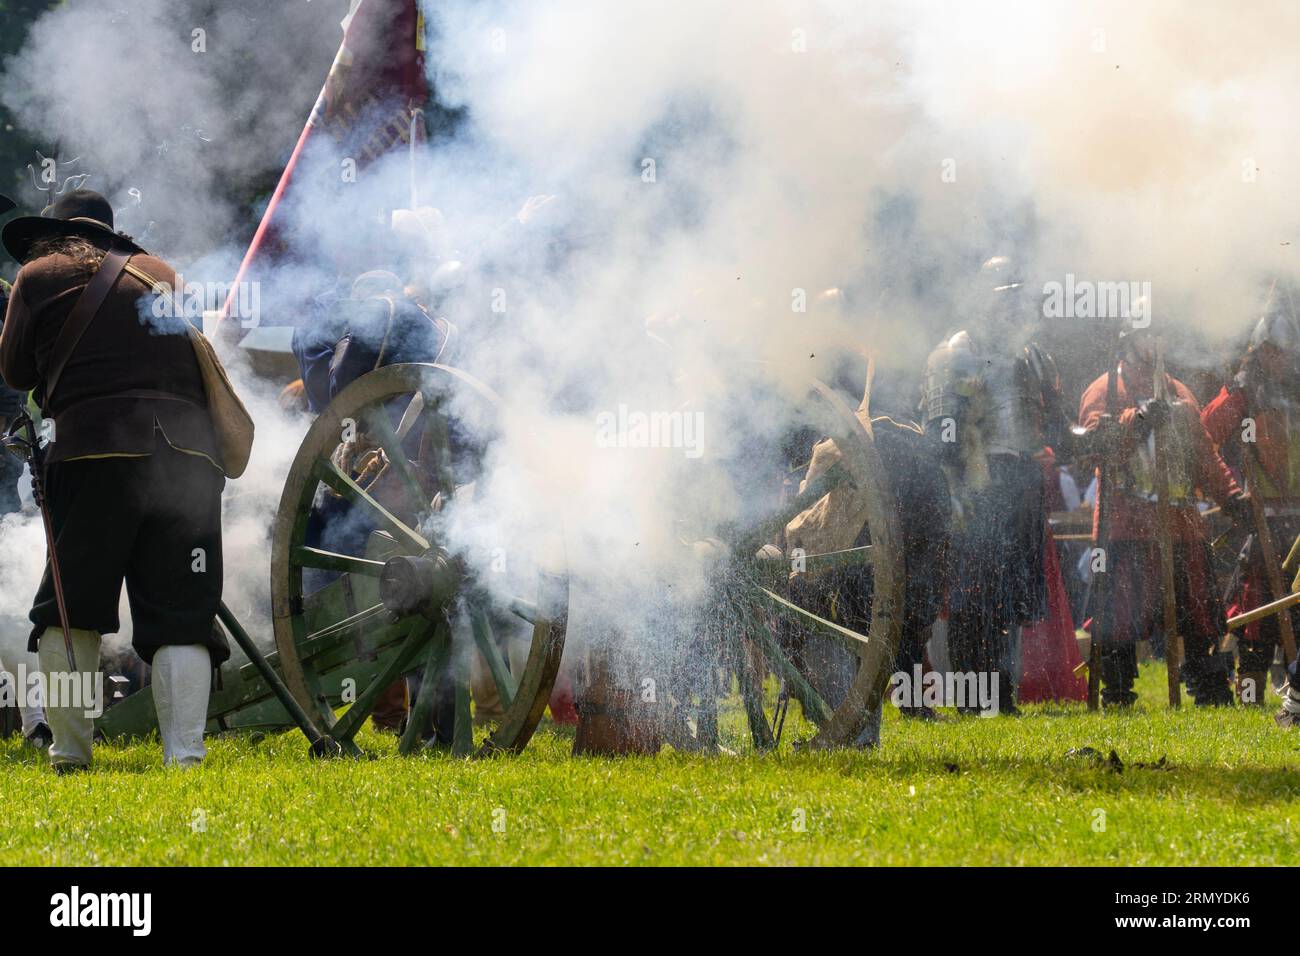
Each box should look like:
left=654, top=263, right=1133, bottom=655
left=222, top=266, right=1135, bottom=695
left=1088, top=322, right=1122, bottom=710
left=1226, top=588, right=1300, bottom=631
left=1152, top=339, right=1182, bottom=707
left=1241, top=437, right=1299, bottom=664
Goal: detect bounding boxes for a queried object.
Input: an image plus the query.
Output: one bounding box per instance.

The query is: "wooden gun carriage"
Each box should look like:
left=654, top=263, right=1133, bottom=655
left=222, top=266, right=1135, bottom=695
left=97, top=361, right=905, bottom=756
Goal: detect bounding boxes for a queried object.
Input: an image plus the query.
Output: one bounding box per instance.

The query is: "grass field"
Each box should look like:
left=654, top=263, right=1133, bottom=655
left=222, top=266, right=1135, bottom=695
left=2, top=660, right=1297, bottom=866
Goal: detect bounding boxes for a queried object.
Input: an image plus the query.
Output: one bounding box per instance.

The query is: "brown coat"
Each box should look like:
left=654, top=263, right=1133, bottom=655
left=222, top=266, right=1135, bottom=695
left=0, top=250, right=218, bottom=465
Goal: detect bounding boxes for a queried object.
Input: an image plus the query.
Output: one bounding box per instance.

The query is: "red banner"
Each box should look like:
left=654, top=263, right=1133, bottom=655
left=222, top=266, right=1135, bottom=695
left=219, top=0, right=428, bottom=339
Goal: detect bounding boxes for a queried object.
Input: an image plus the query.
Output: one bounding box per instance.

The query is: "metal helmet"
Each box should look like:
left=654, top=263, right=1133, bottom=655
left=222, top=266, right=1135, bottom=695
left=938, top=329, right=982, bottom=379
left=921, top=329, right=982, bottom=425
left=979, top=254, right=1024, bottom=293
left=930, top=330, right=977, bottom=395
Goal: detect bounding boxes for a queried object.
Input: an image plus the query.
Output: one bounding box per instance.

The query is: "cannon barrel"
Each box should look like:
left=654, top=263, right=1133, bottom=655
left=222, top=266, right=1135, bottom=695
left=379, top=552, right=459, bottom=618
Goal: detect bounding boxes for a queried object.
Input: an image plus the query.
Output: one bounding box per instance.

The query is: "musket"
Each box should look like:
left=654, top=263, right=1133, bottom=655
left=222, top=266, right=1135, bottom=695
left=3, top=408, right=77, bottom=670
left=1152, top=338, right=1182, bottom=707
left=1221, top=533, right=1254, bottom=609
left=1086, top=320, right=1123, bottom=710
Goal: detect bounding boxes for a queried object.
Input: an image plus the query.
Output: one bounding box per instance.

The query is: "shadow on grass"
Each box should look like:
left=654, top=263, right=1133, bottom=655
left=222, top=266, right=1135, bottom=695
left=854, top=750, right=1300, bottom=806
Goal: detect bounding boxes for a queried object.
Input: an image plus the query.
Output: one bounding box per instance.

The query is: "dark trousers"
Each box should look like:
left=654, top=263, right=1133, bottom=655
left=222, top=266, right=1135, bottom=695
left=27, top=434, right=228, bottom=666
left=1099, top=540, right=1231, bottom=705
left=947, top=602, right=1016, bottom=707
left=944, top=457, right=1046, bottom=705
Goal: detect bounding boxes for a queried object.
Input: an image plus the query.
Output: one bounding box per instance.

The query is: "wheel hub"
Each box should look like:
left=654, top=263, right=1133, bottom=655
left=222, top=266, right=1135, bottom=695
left=379, top=551, right=459, bottom=618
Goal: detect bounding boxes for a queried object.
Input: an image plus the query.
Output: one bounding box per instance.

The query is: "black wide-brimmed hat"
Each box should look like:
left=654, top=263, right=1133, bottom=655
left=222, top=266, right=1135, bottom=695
left=2, top=188, right=144, bottom=263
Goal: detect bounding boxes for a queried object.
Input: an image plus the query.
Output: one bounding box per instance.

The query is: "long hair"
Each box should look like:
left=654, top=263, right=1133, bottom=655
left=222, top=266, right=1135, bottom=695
left=24, top=235, right=105, bottom=275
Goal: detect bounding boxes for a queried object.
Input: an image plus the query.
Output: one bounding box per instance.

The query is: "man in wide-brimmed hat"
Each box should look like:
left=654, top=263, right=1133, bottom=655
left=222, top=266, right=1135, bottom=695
left=0, top=188, right=229, bottom=771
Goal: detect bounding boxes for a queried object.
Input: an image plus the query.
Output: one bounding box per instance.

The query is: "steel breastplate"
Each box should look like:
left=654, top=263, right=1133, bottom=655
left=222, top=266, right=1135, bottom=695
left=982, top=352, right=1043, bottom=457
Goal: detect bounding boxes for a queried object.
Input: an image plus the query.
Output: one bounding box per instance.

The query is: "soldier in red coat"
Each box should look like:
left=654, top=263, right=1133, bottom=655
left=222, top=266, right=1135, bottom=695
left=1201, top=302, right=1300, bottom=714
left=1078, top=324, right=1249, bottom=707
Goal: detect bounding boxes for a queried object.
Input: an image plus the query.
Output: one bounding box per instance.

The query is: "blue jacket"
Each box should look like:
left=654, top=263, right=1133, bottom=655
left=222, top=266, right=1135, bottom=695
left=292, top=294, right=449, bottom=413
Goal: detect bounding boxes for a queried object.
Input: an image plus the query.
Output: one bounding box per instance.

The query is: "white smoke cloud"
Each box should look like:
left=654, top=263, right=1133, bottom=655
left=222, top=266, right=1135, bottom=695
left=0, top=508, right=46, bottom=686
left=1, top=0, right=1298, bottom=700
left=1, top=0, right=348, bottom=263
left=902, top=0, right=1300, bottom=341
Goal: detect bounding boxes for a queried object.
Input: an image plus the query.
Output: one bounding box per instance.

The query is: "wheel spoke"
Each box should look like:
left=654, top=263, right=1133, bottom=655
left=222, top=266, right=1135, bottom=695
left=363, top=405, right=430, bottom=520
left=744, top=603, right=834, bottom=727
left=313, top=458, right=430, bottom=554
left=395, top=392, right=426, bottom=441
left=452, top=659, right=474, bottom=756
left=398, top=618, right=452, bottom=755
left=734, top=632, right=776, bottom=751
left=469, top=605, right=515, bottom=709
left=329, top=621, right=436, bottom=743
left=754, top=586, right=871, bottom=656
left=507, top=596, right=540, bottom=625
left=291, top=546, right=387, bottom=577
left=419, top=393, right=456, bottom=494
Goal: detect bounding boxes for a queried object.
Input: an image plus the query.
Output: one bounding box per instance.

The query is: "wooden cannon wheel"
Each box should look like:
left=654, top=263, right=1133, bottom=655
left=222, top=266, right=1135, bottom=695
left=670, top=374, right=905, bottom=752
left=269, top=363, right=569, bottom=756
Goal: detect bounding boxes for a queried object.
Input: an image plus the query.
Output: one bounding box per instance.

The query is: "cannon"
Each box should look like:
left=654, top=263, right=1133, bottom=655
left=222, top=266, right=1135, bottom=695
left=99, top=362, right=569, bottom=757
left=595, top=371, right=906, bottom=753
left=97, top=361, right=904, bottom=756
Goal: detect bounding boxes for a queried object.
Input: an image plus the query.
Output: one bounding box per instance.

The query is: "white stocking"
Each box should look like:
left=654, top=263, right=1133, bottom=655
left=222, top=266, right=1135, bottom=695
left=37, top=626, right=101, bottom=768
left=152, top=645, right=211, bottom=767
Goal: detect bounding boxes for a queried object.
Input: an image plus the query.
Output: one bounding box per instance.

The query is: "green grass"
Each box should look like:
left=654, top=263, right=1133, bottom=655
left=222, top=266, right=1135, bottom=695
left=2, top=660, right=1298, bottom=866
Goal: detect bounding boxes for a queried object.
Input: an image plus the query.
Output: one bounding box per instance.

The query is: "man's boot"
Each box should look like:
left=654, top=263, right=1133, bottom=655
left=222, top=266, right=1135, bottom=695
left=1188, top=654, right=1235, bottom=707
left=1275, top=680, right=1300, bottom=728
left=37, top=627, right=101, bottom=771
left=152, top=645, right=212, bottom=767
left=2, top=642, right=50, bottom=742
left=23, top=721, right=53, bottom=750
left=1100, top=644, right=1138, bottom=709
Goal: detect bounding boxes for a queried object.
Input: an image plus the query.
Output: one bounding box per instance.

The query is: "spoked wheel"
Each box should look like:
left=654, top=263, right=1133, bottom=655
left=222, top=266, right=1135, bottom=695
left=269, top=363, right=569, bottom=757
left=665, top=374, right=904, bottom=752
